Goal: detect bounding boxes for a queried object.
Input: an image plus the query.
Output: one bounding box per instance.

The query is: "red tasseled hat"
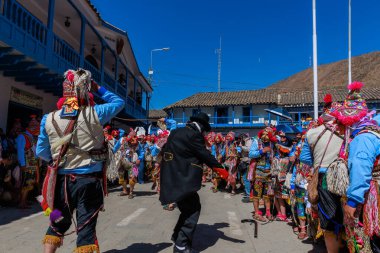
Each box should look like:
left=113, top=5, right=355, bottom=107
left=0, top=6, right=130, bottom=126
left=324, top=94, right=332, bottom=103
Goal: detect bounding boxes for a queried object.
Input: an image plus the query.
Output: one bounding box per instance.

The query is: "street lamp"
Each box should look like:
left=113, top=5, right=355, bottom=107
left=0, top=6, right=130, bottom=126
left=148, top=47, right=170, bottom=85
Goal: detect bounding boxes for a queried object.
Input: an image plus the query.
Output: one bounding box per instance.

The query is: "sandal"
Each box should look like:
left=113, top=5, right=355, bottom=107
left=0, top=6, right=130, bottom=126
left=275, top=214, right=287, bottom=221
left=128, top=194, right=135, bottom=199
left=231, top=191, right=236, bottom=196
left=265, top=211, right=273, bottom=221
left=119, top=192, right=129, bottom=196
left=212, top=188, right=218, bottom=193
left=252, top=213, right=268, bottom=222
left=293, top=226, right=300, bottom=235
left=298, top=226, right=307, bottom=240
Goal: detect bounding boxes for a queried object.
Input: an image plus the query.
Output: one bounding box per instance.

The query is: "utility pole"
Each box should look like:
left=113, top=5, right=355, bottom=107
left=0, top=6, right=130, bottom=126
left=348, top=0, right=352, bottom=84
left=216, top=36, right=222, bottom=92
left=312, top=0, right=319, bottom=119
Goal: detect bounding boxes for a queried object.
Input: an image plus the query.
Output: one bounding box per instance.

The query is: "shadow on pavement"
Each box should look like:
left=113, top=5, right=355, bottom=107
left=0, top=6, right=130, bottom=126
left=193, top=222, right=245, bottom=252
left=134, top=191, right=158, bottom=197
left=103, top=242, right=172, bottom=253
left=302, top=238, right=327, bottom=253
left=0, top=203, right=41, bottom=226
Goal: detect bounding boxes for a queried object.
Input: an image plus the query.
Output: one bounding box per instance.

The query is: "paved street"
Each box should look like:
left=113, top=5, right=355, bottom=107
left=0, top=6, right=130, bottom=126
left=0, top=183, right=324, bottom=253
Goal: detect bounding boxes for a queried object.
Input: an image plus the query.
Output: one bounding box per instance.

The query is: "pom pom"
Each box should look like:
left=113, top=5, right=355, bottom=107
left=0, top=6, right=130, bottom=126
left=66, top=71, right=75, bottom=83
left=348, top=81, right=364, bottom=91
left=324, top=94, right=332, bottom=103
left=50, top=209, right=63, bottom=223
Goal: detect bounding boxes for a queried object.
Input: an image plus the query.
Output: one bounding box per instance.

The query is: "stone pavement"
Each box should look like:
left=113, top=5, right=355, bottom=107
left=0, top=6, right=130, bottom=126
left=0, top=183, right=325, bottom=253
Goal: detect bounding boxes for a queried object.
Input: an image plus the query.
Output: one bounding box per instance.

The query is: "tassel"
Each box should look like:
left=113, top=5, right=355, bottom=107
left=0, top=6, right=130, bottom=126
left=73, top=244, right=99, bottom=253
left=42, top=235, right=62, bottom=247
left=363, top=180, right=380, bottom=237
left=51, top=133, right=73, bottom=151
left=326, top=159, right=349, bottom=196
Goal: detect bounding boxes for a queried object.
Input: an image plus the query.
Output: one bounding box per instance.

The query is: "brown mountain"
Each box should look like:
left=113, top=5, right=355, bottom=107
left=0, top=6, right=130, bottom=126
left=268, top=51, right=380, bottom=91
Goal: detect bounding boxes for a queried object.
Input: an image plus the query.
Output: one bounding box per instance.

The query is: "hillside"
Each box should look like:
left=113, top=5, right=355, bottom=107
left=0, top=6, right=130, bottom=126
left=269, top=51, right=380, bottom=91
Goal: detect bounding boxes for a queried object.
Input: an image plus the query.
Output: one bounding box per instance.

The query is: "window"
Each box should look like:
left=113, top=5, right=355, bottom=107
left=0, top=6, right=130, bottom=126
left=216, top=107, right=228, bottom=124
left=242, top=107, right=250, bottom=123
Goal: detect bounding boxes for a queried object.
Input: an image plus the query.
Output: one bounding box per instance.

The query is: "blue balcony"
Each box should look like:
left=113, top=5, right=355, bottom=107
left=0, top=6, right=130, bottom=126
left=170, top=115, right=308, bottom=130
left=0, top=0, right=147, bottom=120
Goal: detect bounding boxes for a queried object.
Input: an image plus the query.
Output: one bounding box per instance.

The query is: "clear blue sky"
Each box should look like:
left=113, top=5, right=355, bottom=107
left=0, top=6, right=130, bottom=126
left=91, top=0, right=380, bottom=109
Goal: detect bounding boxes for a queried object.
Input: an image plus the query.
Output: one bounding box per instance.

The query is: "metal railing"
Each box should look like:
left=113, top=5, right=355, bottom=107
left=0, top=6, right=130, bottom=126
left=53, top=35, right=80, bottom=68
left=3, top=0, right=47, bottom=45
left=84, top=60, right=101, bottom=83
left=116, top=83, right=127, bottom=98
left=0, top=0, right=148, bottom=121
left=103, top=71, right=115, bottom=91
left=169, top=115, right=311, bottom=128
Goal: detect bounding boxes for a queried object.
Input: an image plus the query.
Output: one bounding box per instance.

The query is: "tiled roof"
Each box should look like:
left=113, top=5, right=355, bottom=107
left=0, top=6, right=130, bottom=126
left=164, top=87, right=380, bottom=109
left=148, top=110, right=168, bottom=119
left=165, top=90, right=277, bottom=109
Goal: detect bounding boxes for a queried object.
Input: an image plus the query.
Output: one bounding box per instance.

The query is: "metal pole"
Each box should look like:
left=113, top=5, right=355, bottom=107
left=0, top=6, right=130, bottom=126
left=312, top=0, right=319, bottom=119
left=348, top=0, right=352, bottom=84
left=217, top=37, right=222, bottom=92
left=149, top=50, right=153, bottom=84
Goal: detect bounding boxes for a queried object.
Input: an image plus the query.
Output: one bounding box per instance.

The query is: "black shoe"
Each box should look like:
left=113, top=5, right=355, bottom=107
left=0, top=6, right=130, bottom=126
left=173, top=245, right=192, bottom=253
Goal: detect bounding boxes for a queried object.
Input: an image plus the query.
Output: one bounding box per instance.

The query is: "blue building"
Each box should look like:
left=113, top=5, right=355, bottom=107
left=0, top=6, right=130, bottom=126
left=0, top=0, right=152, bottom=131
left=164, top=87, right=380, bottom=132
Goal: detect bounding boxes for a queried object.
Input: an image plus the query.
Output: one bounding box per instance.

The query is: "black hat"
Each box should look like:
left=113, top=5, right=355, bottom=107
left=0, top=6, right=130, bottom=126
left=190, top=112, right=211, bottom=132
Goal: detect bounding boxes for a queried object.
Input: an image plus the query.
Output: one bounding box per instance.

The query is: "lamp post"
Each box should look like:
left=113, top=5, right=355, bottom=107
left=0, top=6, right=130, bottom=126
left=148, top=47, right=170, bottom=85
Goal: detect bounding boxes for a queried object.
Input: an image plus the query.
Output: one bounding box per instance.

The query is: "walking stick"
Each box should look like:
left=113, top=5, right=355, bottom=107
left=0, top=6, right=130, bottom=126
left=241, top=219, right=258, bottom=238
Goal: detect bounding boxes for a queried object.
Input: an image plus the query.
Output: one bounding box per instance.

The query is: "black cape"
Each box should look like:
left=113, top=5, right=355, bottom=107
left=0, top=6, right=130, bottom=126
left=159, top=124, right=221, bottom=205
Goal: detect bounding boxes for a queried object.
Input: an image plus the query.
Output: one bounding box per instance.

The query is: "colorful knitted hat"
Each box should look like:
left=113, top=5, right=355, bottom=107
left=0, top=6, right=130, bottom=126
left=215, top=133, right=224, bottom=143
left=323, top=94, right=333, bottom=113
left=226, top=131, right=235, bottom=141
left=331, top=82, right=368, bottom=126
left=60, top=69, right=92, bottom=117
left=258, top=127, right=277, bottom=143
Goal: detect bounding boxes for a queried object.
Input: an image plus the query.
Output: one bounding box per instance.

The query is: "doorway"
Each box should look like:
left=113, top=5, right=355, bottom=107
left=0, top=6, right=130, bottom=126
left=7, top=102, right=42, bottom=134
left=216, top=107, right=228, bottom=124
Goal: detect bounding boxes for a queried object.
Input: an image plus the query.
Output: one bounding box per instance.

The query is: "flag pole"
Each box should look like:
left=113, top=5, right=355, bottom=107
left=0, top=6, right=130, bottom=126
left=348, top=0, right=352, bottom=84
left=312, top=0, right=319, bottom=119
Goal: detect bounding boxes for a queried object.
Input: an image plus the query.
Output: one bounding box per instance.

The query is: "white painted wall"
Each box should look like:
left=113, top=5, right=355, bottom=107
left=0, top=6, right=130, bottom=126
left=252, top=105, right=269, bottom=117
left=200, top=107, right=213, bottom=117
left=0, top=75, right=59, bottom=131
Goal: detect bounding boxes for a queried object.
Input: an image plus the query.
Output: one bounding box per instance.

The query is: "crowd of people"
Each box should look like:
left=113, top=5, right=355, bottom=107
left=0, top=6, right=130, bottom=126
left=105, top=81, right=380, bottom=253
left=1, top=70, right=380, bottom=253
left=0, top=115, right=48, bottom=209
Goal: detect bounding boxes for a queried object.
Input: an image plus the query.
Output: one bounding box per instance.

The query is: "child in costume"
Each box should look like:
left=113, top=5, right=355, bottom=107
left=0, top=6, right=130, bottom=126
left=211, top=133, right=225, bottom=192
left=290, top=132, right=312, bottom=239
left=224, top=131, right=240, bottom=195
left=273, top=131, right=292, bottom=221
left=16, top=115, right=40, bottom=209
left=249, top=127, right=277, bottom=222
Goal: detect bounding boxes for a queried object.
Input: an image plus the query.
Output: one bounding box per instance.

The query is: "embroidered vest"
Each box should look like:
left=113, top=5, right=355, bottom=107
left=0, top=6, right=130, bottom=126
left=45, top=107, right=104, bottom=169
left=307, top=123, right=344, bottom=168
